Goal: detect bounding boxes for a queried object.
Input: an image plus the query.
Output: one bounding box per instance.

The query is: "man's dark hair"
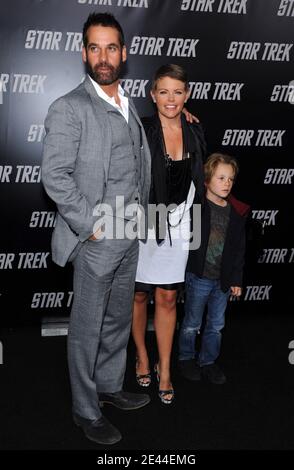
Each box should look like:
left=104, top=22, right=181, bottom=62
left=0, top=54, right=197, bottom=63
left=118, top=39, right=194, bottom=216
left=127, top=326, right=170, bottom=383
left=83, top=12, right=125, bottom=48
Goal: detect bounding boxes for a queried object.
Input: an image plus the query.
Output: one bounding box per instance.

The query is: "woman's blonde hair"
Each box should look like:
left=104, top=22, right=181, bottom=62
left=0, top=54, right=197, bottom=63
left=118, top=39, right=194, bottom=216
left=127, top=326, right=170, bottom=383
left=152, top=64, right=189, bottom=91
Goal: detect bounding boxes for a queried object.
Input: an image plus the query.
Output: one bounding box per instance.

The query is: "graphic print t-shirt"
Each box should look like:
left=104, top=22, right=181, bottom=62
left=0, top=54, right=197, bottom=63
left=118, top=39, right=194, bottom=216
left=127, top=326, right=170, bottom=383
left=203, top=199, right=230, bottom=279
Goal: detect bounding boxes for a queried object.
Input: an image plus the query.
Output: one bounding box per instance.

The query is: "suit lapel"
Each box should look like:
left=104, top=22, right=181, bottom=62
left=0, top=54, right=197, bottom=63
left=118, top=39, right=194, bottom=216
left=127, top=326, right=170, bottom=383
left=83, top=76, right=112, bottom=185
left=127, top=96, right=143, bottom=128
left=82, top=77, right=151, bottom=208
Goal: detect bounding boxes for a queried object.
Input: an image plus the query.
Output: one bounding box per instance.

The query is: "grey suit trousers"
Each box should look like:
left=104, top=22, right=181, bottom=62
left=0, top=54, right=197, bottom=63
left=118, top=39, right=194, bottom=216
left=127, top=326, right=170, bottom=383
left=68, top=236, right=138, bottom=420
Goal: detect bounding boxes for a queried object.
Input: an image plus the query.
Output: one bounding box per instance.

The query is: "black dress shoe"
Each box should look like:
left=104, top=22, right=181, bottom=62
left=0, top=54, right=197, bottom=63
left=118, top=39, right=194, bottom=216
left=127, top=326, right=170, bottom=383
left=201, top=363, right=226, bottom=384
left=99, top=391, right=150, bottom=410
left=178, top=359, right=201, bottom=381
left=73, top=413, right=121, bottom=445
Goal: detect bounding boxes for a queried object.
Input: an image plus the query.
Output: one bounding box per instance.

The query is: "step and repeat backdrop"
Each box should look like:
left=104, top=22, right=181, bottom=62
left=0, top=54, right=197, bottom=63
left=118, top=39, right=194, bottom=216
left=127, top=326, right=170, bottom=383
left=0, top=0, right=293, bottom=327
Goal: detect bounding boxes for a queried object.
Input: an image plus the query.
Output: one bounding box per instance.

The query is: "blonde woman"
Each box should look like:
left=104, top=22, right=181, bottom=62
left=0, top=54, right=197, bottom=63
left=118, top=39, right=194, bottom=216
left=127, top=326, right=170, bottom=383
left=132, top=64, right=206, bottom=404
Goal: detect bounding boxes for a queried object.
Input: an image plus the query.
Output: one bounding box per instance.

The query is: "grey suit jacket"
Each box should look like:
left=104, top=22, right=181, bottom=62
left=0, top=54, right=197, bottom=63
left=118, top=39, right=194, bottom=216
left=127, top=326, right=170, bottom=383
left=42, top=76, right=151, bottom=266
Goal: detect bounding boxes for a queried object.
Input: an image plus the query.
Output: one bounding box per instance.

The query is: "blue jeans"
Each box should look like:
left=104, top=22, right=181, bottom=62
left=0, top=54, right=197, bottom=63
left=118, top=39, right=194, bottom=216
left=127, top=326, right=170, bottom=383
left=178, top=272, right=230, bottom=366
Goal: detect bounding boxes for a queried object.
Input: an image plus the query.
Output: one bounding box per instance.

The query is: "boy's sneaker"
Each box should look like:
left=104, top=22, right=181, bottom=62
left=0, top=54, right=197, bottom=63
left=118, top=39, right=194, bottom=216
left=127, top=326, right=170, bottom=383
left=178, top=359, right=201, bottom=381
left=201, top=363, right=226, bottom=384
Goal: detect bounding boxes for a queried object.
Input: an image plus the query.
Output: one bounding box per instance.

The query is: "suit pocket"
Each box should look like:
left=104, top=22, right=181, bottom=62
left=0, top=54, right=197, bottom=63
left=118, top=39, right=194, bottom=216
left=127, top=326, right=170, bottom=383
left=68, top=241, right=83, bottom=262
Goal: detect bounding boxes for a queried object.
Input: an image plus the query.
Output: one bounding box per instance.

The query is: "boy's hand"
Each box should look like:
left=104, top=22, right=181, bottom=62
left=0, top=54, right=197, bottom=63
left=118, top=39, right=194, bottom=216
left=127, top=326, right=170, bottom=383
left=182, top=107, right=200, bottom=123
left=231, top=286, right=242, bottom=297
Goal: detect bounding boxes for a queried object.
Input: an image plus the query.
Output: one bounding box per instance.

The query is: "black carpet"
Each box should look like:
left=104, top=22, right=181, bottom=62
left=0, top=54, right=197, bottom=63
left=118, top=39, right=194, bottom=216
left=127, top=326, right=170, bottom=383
left=1, top=304, right=293, bottom=456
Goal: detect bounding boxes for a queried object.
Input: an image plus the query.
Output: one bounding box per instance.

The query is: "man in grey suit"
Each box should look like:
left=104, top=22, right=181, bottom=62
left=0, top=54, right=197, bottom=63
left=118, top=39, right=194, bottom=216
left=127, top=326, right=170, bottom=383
left=42, top=12, right=151, bottom=445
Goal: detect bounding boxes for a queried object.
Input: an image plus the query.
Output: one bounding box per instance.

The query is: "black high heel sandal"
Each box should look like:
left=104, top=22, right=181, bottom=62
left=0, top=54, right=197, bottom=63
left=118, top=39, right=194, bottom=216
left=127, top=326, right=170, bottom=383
left=136, top=358, right=151, bottom=388
left=154, top=364, right=175, bottom=405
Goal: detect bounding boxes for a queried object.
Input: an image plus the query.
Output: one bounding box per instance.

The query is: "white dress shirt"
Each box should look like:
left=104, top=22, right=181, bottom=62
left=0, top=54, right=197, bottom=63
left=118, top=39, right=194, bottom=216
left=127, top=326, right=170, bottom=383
left=88, top=75, right=129, bottom=122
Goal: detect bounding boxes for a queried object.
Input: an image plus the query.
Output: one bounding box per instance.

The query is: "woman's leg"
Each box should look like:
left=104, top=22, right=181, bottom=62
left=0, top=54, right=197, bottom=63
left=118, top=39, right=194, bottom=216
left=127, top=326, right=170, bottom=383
left=132, top=291, right=150, bottom=382
left=154, top=287, right=177, bottom=400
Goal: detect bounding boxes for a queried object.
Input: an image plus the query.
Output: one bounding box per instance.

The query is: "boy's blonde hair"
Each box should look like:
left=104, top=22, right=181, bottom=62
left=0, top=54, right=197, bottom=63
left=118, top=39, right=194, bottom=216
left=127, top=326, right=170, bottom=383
left=204, top=153, right=239, bottom=183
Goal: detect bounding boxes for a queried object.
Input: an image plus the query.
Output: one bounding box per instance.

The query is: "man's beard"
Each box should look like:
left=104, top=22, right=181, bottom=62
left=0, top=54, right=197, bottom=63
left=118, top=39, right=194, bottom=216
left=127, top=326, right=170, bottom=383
left=86, top=58, right=122, bottom=86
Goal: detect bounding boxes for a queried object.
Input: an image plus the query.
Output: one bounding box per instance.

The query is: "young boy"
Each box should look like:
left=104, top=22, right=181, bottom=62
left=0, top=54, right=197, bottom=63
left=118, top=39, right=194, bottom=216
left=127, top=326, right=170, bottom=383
left=178, top=153, right=249, bottom=384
